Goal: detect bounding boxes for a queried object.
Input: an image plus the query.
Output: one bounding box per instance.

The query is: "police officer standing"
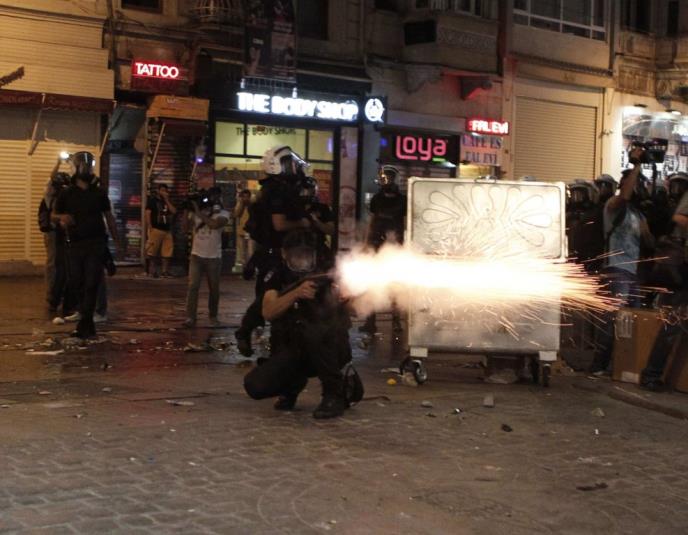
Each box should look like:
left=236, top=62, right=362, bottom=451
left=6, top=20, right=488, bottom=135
left=360, top=165, right=406, bottom=334
left=53, top=152, right=118, bottom=339
left=235, top=145, right=313, bottom=356
left=298, top=175, right=335, bottom=269
left=243, top=230, right=363, bottom=419
left=566, top=180, right=602, bottom=273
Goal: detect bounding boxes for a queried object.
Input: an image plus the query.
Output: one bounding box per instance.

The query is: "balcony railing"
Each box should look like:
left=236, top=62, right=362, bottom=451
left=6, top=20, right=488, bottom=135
left=188, top=0, right=242, bottom=24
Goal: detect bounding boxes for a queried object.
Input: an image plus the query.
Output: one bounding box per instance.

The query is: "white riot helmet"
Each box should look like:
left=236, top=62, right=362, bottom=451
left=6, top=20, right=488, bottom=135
left=261, top=145, right=308, bottom=177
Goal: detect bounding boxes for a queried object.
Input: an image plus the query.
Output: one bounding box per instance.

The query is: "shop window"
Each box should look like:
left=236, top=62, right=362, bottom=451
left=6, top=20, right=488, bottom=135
left=514, top=0, right=606, bottom=40
left=121, top=0, right=161, bottom=11
left=245, top=125, right=306, bottom=158
left=297, top=0, right=329, bottom=40
left=308, top=130, right=334, bottom=162
left=215, top=122, right=245, bottom=156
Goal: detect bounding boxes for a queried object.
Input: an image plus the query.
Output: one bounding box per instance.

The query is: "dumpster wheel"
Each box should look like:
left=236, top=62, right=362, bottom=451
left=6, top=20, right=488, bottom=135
left=530, top=360, right=551, bottom=388
left=400, top=357, right=428, bottom=384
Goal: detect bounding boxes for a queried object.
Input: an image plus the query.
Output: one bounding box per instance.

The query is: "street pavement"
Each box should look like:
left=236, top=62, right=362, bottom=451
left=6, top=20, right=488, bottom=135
left=1, top=271, right=688, bottom=534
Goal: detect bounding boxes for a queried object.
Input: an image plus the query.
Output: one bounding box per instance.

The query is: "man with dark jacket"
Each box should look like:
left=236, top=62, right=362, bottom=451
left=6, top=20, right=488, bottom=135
left=53, top=152, right=118, bottom=339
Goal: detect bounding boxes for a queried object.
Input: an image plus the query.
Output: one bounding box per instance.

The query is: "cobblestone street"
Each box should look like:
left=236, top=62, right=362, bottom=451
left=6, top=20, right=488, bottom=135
left=1, top=273, right=688, bottom=534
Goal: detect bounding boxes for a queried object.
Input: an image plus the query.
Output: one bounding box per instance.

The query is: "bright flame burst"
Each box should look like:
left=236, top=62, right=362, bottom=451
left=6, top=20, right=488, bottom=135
left=338, top=245, right=617, bottom=315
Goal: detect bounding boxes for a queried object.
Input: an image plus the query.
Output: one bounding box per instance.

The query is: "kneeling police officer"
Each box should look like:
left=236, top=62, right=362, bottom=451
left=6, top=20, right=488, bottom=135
left=243, top=230, right=363, bottom=419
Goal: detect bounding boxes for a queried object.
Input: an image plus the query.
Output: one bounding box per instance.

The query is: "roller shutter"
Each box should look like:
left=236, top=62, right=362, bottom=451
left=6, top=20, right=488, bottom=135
left=514, top=97, right=597, bottom=183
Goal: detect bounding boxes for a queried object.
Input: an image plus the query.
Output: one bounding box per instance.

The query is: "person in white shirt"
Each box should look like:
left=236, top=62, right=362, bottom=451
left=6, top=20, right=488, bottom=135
left=184, top=187, right=229, bottom=328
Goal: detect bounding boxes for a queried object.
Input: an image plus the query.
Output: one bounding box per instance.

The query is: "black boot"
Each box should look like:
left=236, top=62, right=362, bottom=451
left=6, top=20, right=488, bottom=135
left=235, top=329, right=253, bottom=357
left=274, top=394, right=298, bottom=411
left=358, top=315, right=376, bottom=334
left=313, top=395, right=348, bottom=419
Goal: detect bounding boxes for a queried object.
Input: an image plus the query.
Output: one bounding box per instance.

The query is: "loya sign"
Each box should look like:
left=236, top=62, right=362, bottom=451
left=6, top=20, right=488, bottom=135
left=467, top=118, right=510, bottom=136
left=395, top=135, right=447, bottom=161
left=237, top=91, right=359, bottom=122
left=380, top=132, right=458, bottom=165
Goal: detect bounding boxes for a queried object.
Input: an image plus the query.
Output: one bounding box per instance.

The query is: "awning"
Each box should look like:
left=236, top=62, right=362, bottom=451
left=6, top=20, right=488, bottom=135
left=0, top=89, right=115, bottom=114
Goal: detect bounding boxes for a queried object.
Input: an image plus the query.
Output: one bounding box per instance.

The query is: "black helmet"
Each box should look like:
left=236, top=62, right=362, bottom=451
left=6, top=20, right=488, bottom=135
left=668, top=173, right=688, bottom=201
left=72, top=151, right=95, bottom=178
left=53, top=172, right=71, bottom=188
left=377, top=165, right=399, bottom=187
left=567, top=179, right=598, bottom=208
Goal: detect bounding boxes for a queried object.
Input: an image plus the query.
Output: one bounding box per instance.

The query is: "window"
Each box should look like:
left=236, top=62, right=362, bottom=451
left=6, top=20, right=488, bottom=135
left=414, top=0, right=483, bottom=16
left=404, top=20, right=437, bottom=45
left=621, top=0, right=650, bottom=33
left=667, top=1, right=679, bottom=37
left=514, top=0, right=606, bottom=40
left=297, top=0, right=329, bottom=40
left=121, top=0, right=161, bottom=11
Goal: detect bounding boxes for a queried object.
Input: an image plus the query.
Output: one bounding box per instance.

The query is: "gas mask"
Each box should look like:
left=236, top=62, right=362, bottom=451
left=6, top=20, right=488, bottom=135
left=285, top=246, right=317, bottom=274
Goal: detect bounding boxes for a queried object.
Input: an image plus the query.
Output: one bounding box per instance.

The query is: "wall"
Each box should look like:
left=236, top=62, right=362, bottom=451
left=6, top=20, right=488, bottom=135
left=298, top=0, right=363, bottom=61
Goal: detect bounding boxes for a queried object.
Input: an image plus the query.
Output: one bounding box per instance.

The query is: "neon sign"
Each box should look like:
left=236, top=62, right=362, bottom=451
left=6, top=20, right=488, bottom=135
left=132, top=61, right=181, bottom=80
left=467, top=118, right=510, bottom=136
left=395, top=135, right=448, bottom=162
left=237, top=91, right=359, bottom=122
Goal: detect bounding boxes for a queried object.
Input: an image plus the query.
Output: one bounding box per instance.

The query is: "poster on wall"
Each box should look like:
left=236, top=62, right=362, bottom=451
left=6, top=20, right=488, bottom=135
left=338, top=127, right=359, bottom=251
left=244, top=0, right=296, bottom=81
left=460, top=134, right=503, bottom=166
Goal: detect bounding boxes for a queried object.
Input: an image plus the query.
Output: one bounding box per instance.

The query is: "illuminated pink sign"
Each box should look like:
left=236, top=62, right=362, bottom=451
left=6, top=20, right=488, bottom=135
left=467, top=118, right=510, bottom=136
left=132, top=61, right=181, bottom=80
left=395, top=135, right=448, bottom=161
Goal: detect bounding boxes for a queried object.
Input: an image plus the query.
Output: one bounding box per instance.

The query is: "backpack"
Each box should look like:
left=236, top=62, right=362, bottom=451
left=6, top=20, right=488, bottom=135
left=244, top=197, right=272, bottom=247
left=38, top=199, right=52, bottom=233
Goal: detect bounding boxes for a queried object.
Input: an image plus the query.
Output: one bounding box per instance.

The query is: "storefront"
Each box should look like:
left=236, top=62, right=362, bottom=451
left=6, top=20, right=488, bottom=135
left=212, top=87, right=385, bottom=252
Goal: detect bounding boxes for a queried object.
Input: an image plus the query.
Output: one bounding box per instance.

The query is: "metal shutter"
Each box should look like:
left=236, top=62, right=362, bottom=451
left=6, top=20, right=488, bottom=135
left=0, top=140, right=29, bottom=261
left=514, top=97, right=597, bottom=182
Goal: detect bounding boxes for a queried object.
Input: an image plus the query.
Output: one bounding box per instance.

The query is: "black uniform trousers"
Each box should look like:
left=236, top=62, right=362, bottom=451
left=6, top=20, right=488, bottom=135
left=244, top=317, right=352, bottom=400
left=237, top=249, right=281, bottom=338
left=66, top=238, right=105, bottom=336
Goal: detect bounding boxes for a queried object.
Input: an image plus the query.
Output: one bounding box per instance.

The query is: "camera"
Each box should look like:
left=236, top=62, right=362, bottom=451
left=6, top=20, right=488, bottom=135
left=629, top=139, right=668, bottom=165
left=182, top=189, right=210, bottom=210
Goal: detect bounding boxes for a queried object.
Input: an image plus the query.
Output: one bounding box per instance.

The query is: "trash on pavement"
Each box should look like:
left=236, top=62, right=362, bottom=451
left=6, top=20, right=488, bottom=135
left=101, top=387, right=112, bottom=393
left=380, top=367, right=399, bottom=373
left=25, top=349, right=64, bottom=356
left=501, top=423, right=513, bottom=432
left=576, top=482, right=608, bottom=492
left=483, top=394, right=495, bottom=408
left=426, top=412, right=436, bottom=418
left=452, top=408, right=462, bottom=414
left=38, top=391, right=51, bottom=395
left=183, top=343, right=211, bottom=352
left=52, top=317, right=66, bottom=325
left=386, top=378, right=397, bottom=386
left=420, top=400, right=433, bottom=408
left=166, top=399, right=195, bottom=407
left=591, top=407, right=605, bottom=418
left=401, top=372, right=418, bottom=387
left=485, top=369, right=518, bottom=384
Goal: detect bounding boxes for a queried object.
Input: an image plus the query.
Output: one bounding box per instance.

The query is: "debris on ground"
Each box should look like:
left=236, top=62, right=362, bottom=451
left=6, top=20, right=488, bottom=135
left=380, top=367, right=399, bottom=373
left=485, top=369, right=519, bottom=384
left=166, top=399, right=195, bottom=407
left=576, top=482, right=608, bottom=492
left=420, top=400, right=433, bottom=408
left=451, top=408, right=462, bottom=414
left=483, top=394, right=495, bottom=408
left=501, top=424, right=513, bottom=432
left=401, top=372, right=418, bottom=387
left=426, top=413, right=436, bottom=418
left=38, top=391, right=51, bottom=395
left=183, top=343, right=212, bottom=353
left=101, top=387, right=112, bottom=393
left=386, top=378, right=397, bottom=386
left=591, top=407, right=605, bottom=418
left=52, top=317, right=66, bottom=325
left=25, top=349, right=64, bottom=356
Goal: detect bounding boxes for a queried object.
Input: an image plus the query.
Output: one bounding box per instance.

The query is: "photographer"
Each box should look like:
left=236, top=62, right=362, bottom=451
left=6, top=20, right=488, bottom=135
left=640, top=186, right=688, bottom=391
left=243, top=230, right=362, bottom=419
left=590, top=146, right=654, bottom=375
left=52, top=152, right=118, bottom=339
left=184, top=187, right=229, bottom=328
left=145, top=183, right=177, bottom=278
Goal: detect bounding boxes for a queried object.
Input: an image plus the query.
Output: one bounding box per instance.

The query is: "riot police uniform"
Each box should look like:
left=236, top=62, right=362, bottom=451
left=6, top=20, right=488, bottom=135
left=243, top=230, right=362, bottom=419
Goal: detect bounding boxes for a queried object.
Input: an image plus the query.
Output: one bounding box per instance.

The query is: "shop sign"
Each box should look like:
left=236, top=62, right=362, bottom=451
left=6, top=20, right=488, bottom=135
left=146, top=95, right=209, bottom=121
left=460, top=134, right=503, bottom=166
left=363, top=97, right=386, bottom=123
left=131, top=60, right=189, bottom=94
left=237, top=91, right=360, bottom=122
left=380, top=132, right=458, bottom=165
left=467, top=117, right=510, bottom=136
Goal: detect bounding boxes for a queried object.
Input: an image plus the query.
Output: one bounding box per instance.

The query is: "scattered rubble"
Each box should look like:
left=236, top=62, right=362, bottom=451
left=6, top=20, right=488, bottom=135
left=483, top=394, right=495, bottom=408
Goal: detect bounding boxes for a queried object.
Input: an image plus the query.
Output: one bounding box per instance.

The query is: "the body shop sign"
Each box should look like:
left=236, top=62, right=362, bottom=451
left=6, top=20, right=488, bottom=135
left=237, top=91, right=359, bottom=122
left=131, top=60, right=188, bottom=93
left=380, top=132, right=458, bottom=165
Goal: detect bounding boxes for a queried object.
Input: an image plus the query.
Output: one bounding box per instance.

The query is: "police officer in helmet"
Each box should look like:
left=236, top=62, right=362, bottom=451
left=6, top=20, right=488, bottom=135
left=243, top=229, right=363, bottom=419
left=235, top=145, right=314, bottom=356
left=594, top=174, right=617, bottom=205
left=360, top=165, right=406, bottom=334
left=298, top=175, right=335, bottom=269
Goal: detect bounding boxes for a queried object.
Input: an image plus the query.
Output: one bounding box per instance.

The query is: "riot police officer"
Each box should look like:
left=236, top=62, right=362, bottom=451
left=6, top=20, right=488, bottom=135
left=594, top=174, right=617, bottom=205
left=566, top=179, right=603, bottom=272
left=360, top=165, right=406, bottom=334
left=235, top=145, right=313, bottom=356
left=243, top=230, right=363, bottom=419
left=298, top=175, right=335, bottom=269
